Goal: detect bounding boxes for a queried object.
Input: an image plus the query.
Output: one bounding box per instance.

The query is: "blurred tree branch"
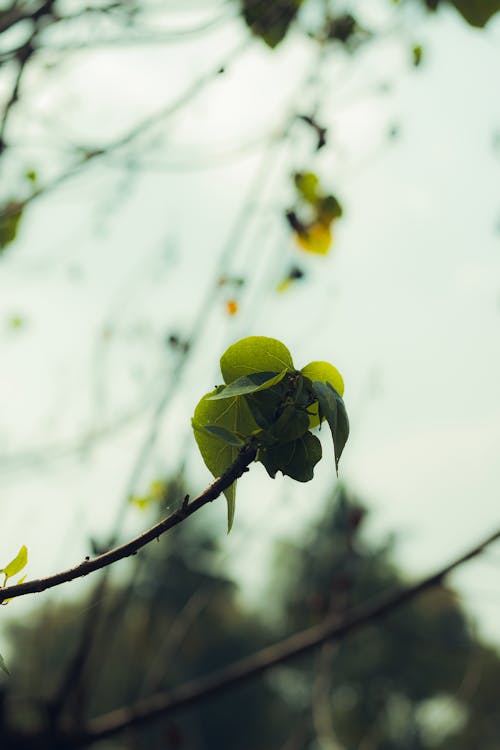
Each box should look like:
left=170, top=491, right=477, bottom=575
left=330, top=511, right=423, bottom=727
left=75, top=525, right=500, bottom=747
left=0, top=443, right=257, bottom=603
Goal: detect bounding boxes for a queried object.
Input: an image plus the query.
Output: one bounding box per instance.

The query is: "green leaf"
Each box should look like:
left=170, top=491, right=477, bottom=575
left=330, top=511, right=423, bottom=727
left=241, top=0, right=303, bottom=47
left=207, top=370, right=287, bottom=400
left=2, top=545, right=28, bottom=581
left=193, top=422, right=245, bottom=447
left=319, top=194, right=343, bottom=222
left=312, top=382, right=349, bottom=473
left=301, top=361, right=344, bottom=396
left=334, top=393, right=350, bottom=471
left=192, top=391, right=258, bottom=531
left=0, top=653, right=10, bottom=676
left=449, top=0, right=500, bottom=27
left=0, top=203, right=23, bottom=254
left=412, top=44, right=423, bottom=66
left=245, top=371, right=309, bottom=432
left=267, top=404, right=310, bottom=442
left=259, top=432, right=322, bottom=481
left=246, top=385, right=286, bottom=430
left=220, top=336, right=294, bottom=384
left=294, top=172, right=319, bottom=203
left=301, top=361, right=345, bottom=428
left=129, top=495, right=153, bottom=510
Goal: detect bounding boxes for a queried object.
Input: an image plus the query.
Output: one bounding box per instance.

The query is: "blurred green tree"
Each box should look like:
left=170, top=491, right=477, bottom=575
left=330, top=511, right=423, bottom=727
left=2, top=482, right=500, bottom=749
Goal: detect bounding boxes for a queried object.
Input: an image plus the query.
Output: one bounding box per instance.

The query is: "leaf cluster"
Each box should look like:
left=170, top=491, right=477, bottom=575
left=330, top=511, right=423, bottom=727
left=192, top=336, right=348, bottom=530
left=286, top=172, right=343, bottom=256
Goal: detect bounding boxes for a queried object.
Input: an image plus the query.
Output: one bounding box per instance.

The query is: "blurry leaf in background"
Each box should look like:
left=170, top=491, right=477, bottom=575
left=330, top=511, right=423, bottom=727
left=0, top=202, right=23, bottom=254
left=24, top=169, right=37, bottom=185
left=240, top=0, right=304, bottom=48
left=218, top=276, right=245, bottom=288
left=294, top=172, right=320, bottom=204
left=417, top=0, right=500, bottom=25
left=288, top=173, right=343, bottom=255
left=226, top=299, right=239, bottom=315
left=324, top=13, right=362, bottom=46
left=6, top=315, right=26, bottom=332
left=129, top=479, right=167, bottom=511
left=413, top=43, right=424, bottom=66
left=295, top=221, right=332, bottom=255
left=276, top=265, right=305, bottom=293
left=447, top=0, right=500, bottom=27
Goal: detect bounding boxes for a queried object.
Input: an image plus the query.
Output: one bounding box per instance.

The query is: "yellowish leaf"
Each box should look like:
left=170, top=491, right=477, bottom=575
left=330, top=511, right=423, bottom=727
left=295, top=223, right=332, bottom=255
left=2, top=545, right=28, bottom=583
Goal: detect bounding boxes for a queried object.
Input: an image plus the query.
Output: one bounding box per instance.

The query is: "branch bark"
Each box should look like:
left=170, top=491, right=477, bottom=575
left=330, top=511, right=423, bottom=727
left=0, top=444, right=257, bottom=604
left=73, top=526, right=500, bottom=746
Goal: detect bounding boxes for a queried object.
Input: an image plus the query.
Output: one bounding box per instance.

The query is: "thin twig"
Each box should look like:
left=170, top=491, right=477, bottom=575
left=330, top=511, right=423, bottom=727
left=0, top=39, right=248, bottom=221
left=73, top=526, right=500, bottom=746
left=0, top=444, right=257, bottom=604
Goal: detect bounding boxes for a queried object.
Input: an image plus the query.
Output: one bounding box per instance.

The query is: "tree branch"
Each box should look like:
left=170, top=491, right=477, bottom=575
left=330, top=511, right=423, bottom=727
left=0, top=444, right=257, bottom=604
left=75, top=526, right=500, bottom=746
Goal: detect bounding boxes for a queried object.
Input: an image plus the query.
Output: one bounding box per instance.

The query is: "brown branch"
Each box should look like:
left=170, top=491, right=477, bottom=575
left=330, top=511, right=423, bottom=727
left=0, top=38, right=35, bottom=145
left=73, top=526, right=500, bottom=746
left=0, top=444, right=257, bottom=604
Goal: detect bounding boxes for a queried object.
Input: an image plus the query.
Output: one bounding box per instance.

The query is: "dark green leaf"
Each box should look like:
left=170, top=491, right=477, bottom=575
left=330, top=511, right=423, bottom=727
left=319, top=194, right=343, bottom=222
left=241, top=0, right=304, bottom=48
left=312, top=381, right=349, bottom=473
left=245, top=394, right=276, bottom=430
left=267, top=404, right=310, bottom=442
left=193, top=422, right=245, bottom=447
left=449, top=0, right=499, bottom=27
left=259, top=432, right=322, bottom=482
left=207, top=370, right=287, bottom=400
left=0, top=202, right=23, bottom=254
left=334, top=390, right=350, bottom=471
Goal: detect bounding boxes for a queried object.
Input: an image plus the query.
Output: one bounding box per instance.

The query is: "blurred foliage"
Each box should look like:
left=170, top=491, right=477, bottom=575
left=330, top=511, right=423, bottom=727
left=419, top=0, right=500, bottom=26
left=271, top=486, right=500, bottom=749
left=0, top=203, right=23, bottom=254
left=238, top=0, right=500, bottom=50
left=287, top=172, right=343, bottom=256
left=2, top=483, right=500, bottom=748
left=240, top=0, right=304, bottom=47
